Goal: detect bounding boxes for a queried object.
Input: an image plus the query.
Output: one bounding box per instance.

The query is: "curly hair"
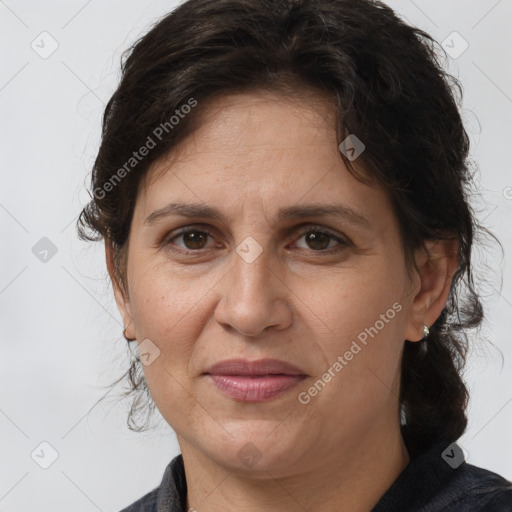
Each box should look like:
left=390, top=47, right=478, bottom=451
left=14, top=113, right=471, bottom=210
left=77, top=0, right=498, bottom=456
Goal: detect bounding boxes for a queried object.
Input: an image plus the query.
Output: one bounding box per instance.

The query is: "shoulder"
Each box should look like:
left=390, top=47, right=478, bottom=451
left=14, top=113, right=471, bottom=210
left=118, top=487, right=159, bottom=512
left=444, top=462, right=512, bottom=511
left=373, top=437, right=512, bottom=512
left=117, top=454, right=187, bottom=512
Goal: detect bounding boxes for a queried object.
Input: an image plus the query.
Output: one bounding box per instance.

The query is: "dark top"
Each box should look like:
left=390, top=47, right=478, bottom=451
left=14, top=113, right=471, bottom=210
left=119, top=435, right=512, bottom=511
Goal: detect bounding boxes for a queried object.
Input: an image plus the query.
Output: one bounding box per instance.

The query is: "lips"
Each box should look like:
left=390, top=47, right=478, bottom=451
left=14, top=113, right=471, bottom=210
left=204, top=359, right=307, bottom=402
left=205, top=358, right=306, bottom=377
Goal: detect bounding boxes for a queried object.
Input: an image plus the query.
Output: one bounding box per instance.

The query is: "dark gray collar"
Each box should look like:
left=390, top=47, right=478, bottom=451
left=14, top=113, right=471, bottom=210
left=156, top=453, right=187, bottom=512
left=153, top=438, right=512, bottom=511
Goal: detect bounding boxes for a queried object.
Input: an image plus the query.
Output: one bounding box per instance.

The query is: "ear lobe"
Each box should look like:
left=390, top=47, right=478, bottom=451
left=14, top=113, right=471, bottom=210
left=404, top=238, right=459, bottom=342
left=105, top=243, right=134, bottom=336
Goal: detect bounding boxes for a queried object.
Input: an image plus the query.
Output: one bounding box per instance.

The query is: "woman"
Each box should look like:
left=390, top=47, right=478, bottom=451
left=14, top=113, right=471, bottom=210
left=78, top=0, right=512, bottom=510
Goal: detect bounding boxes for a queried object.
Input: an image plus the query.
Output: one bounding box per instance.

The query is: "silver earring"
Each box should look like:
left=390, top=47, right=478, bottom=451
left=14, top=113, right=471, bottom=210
left=417, top=324, right=429, bottom=356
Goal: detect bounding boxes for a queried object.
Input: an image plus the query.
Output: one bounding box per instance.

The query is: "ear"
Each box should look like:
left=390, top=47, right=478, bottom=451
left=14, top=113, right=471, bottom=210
left=105, top=243, right=135, bottom=339
left=404, top=238, right=459, bottom=342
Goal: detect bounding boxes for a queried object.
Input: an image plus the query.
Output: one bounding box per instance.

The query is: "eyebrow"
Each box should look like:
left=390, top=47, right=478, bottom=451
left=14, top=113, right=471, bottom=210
left=144, top=202, right=372, bottom=229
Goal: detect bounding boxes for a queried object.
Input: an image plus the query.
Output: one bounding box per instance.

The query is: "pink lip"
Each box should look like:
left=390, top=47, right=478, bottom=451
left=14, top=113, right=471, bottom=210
left=204, top=358, right=307, bottom=402
left=208, top=375, right=306, bottom=401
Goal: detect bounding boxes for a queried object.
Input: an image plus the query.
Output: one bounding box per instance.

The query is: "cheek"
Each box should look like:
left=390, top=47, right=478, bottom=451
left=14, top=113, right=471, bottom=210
left=301, top=259, right=407, bottom=353
left=129, top=256, right=205, bottom=331
left=127, top=262, right=213, bottom=380
left=295, top=262, right=407, bottom=413
left=128, top=267, right=209, bottom=426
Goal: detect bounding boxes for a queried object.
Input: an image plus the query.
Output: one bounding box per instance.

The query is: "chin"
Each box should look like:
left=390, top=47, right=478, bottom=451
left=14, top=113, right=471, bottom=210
left=203, top=425, right=306, bottom=475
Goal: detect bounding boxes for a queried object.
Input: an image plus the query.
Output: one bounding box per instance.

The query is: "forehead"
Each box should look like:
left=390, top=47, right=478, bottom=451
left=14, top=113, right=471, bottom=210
left=144, top=89, right=339, bottom=182
left=135, top=90, right=390, bottom=227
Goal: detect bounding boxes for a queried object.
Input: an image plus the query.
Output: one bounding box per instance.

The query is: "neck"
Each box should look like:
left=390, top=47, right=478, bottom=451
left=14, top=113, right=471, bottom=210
left=179, top=422, right=410, bottom=512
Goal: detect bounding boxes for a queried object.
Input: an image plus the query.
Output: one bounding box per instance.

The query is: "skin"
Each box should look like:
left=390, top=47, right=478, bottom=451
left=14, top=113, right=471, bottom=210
left=107, top=90, right=459, bottom=511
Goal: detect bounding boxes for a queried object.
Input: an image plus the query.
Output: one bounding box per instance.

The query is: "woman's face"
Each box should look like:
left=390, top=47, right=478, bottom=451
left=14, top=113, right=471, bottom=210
left=112, top=90, right=429, bottom=475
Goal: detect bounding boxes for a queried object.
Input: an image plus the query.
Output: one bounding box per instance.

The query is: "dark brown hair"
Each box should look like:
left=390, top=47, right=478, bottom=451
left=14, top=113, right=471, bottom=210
left=77, top=0, right=499, bottom=456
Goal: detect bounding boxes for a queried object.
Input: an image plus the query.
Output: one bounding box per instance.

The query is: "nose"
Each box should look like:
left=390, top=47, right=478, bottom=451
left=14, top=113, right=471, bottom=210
left=213, top=243, right=293, bottom=338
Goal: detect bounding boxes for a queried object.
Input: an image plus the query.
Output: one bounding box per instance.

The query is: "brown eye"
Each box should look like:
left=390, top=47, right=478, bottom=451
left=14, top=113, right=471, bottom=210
left=304, top=231, right=331, bottom=251
left=164, top=228, right=217, bottom=253
left=294, top=227, right=350, bottom=253
left=180, top=231, right=209, bottom=250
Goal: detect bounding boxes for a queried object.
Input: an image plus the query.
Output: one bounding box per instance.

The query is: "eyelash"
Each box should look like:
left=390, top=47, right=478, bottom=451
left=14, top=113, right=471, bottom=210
left=162, top=224, right=351, bottom=256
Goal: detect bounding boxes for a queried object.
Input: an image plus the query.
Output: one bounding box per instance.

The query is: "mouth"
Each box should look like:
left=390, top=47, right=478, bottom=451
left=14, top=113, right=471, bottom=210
left=203, top=358, right=307, bottom=402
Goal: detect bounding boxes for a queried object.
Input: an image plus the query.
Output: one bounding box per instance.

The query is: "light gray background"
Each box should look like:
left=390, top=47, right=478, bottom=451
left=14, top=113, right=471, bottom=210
left=1, top=1, right=511, bottom=510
